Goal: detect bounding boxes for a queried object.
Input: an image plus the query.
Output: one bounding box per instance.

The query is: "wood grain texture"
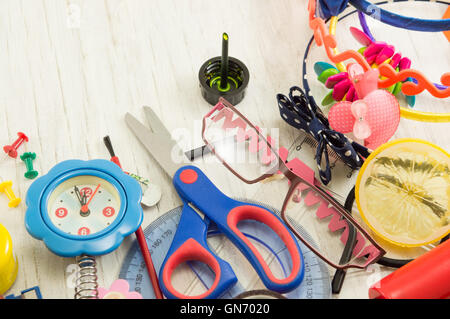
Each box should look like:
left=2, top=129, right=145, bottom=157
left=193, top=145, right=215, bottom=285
left=0, top=0, right=448, bottom=299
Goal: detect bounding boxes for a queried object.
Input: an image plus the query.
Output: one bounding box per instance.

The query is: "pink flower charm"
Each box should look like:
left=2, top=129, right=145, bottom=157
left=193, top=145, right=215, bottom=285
left=350, top=27, right=412, bottom=70
left=325, top=72, right=359, bottom=102
left=328, top=64, right=400, bottom=149
left=98, top=279, right=143, bottom=299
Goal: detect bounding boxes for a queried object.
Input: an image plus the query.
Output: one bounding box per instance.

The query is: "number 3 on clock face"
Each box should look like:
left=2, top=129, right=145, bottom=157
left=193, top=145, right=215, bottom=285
left=25, top=159, right=143, bottom=257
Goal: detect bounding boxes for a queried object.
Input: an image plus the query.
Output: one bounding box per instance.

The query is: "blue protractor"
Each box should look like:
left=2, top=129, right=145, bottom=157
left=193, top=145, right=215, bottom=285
left=119, top=199, right=331, bottom=299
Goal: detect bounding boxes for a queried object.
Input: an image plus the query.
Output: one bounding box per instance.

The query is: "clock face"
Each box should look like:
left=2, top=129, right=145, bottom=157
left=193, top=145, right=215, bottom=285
left=47, top=175, right=121, bottom=236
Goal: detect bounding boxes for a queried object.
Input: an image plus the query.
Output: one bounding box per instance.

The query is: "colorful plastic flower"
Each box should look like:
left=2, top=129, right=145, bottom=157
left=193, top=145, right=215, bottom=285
left=314, top=27, right=416, bottom=107
left=98, top=279, right=143, bottom=299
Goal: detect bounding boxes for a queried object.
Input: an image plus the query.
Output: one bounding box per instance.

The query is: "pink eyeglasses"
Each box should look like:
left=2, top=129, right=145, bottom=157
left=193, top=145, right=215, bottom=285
left=202, top=97, right=385, bottom=270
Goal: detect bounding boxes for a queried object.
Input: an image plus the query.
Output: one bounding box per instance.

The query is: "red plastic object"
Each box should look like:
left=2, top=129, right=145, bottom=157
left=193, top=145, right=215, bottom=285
left=135, top=227, right=164, bottom=299
left=161, top=238, right=222, bottom=299
left=3, top=132, right=28, bottom=158
left=180, top=169, right=198, bottom=184
left=444, top=6, right=450, bottom=42
left=369, top=239, right=450, bottom=299
left=227, top=205, right=302, bottom=285
left=110, top=156, right=122, bottom=168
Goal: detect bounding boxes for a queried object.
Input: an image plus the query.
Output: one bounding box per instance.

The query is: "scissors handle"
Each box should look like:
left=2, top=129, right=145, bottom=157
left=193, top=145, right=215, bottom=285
left=159, top=201, right=237, bottom=299
left=170, top=165, right=304, bottom=295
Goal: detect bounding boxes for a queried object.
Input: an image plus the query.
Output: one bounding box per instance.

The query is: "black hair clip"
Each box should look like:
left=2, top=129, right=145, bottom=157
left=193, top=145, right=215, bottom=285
left=277, top=86, right=370, bottom=185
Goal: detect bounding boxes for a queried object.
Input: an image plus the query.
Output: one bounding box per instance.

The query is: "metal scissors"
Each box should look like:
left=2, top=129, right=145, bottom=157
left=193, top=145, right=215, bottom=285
left=125, top=107, right=305, bottom=299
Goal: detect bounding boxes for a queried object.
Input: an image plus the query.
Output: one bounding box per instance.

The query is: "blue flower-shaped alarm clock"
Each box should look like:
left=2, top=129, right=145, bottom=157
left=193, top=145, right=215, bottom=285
left=25, top=159, right=143, bottom=257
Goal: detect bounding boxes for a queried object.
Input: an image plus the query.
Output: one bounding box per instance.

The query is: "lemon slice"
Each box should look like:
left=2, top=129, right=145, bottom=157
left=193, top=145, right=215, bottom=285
left=356, top=138, right=450, bottom=247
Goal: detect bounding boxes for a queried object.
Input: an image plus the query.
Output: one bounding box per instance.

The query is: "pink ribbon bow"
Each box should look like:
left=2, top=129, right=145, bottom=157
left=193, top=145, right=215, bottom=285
left=351, top=100, right=371, bottom=140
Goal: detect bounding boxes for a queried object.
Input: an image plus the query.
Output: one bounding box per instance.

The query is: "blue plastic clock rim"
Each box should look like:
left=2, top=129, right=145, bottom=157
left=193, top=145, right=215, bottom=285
left=25, top=159, right=143, bottom=257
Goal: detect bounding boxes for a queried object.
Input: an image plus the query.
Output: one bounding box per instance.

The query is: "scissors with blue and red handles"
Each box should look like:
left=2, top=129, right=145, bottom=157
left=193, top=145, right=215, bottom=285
left=125, top=107, right=304, bottom=299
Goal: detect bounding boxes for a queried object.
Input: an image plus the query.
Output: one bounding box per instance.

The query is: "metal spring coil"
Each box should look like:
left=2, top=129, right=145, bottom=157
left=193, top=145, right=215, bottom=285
left=74, top=255, right=98, bottom=299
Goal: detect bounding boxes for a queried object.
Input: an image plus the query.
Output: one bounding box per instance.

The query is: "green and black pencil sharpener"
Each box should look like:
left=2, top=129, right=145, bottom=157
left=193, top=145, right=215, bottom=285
left=199, top=33, right=249, bottom=106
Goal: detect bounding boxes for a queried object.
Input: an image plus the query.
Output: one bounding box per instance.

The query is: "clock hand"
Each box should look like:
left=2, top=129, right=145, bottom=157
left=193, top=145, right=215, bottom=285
left=75, top=186, right=91, bottom=217
left=74, top=186, right=84, bottom=206
left=82, top=193, right=87, bottom=205
left=81, top=184, right=101, bottom=214
left=79, top=192, right=90, bottom=217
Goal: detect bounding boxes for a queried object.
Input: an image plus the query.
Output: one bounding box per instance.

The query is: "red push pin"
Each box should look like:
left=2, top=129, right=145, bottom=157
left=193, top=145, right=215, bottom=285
left=3, top=132, right=28, bottom=158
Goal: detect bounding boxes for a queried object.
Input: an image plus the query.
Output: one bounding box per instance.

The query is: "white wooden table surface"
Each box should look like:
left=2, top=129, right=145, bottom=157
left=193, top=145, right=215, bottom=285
left=0, top=0, right=448, bottom=299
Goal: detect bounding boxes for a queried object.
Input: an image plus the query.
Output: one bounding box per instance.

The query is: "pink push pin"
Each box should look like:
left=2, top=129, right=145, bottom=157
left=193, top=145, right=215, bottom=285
left=3, top=132, right=28, bottom=158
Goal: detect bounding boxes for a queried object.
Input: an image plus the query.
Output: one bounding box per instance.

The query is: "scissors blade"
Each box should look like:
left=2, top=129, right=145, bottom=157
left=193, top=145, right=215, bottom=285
left=125, top=112, right=185, bottom=178
left=145, top=105, right=215, bottom=162
left=143, top=106, right=172, bottom=138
